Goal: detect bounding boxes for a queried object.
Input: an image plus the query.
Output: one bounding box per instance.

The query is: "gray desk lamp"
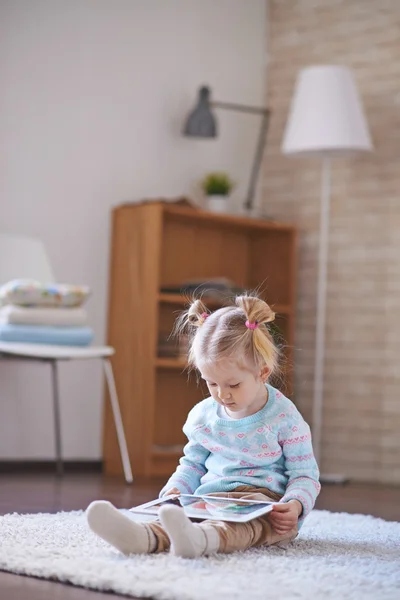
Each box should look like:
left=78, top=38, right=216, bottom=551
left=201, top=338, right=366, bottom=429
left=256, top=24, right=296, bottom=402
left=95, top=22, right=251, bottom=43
left=184, top=86, right=270, bottom=213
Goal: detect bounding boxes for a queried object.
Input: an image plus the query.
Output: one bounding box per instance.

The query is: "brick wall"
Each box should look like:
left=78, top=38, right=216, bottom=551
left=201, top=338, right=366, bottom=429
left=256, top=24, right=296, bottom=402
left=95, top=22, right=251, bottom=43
left=263, top=0, right=400, bottom=483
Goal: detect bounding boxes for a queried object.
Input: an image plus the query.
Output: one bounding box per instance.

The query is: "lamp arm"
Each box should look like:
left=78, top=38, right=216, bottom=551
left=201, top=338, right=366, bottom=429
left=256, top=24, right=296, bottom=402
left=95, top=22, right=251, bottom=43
left=212, top=100, right=269, bottom=116
left=211, top=101, right=270, bottom=212
left=244, top=110, right=270, bottom=212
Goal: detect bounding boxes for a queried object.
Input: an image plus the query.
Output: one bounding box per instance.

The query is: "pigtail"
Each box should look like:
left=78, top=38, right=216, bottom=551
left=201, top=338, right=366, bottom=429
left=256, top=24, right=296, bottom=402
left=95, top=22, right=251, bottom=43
left=174, top=299, right=208, bottom=335
left=235, top=295, right=275, bottom=326
left=235, top=295, right=279, bottom=376
left=173, top=298, right=211, bottom=368
left=187, top=299, right=210, bottom=327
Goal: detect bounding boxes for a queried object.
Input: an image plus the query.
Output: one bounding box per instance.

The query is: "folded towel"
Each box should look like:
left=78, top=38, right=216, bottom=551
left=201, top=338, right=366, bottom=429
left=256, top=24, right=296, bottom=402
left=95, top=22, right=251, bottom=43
left=0, top=324, right=94, bottom=346
left=0, top=305, right=88, bottom=327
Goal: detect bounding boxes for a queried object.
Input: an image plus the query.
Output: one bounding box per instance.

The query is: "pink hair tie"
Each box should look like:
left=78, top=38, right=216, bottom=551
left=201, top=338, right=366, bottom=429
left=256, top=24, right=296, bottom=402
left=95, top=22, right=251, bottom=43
left=245, top=320, right=259, bottom=330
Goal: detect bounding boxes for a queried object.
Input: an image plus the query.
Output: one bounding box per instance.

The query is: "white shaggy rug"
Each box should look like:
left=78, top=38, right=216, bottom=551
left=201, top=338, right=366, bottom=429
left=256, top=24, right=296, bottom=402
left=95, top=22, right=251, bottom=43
left=0, top=509, right=399, bottom=600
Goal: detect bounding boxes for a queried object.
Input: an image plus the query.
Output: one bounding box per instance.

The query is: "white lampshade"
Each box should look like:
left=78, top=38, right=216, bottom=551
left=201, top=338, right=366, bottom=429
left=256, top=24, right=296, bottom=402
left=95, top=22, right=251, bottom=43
left=282, top=65, right=373, bottom=158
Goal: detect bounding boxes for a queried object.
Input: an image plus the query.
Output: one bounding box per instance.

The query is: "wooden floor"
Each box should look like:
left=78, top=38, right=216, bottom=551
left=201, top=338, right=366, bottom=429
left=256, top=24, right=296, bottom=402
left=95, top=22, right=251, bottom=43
left=1, top=472, right=399, bottom=600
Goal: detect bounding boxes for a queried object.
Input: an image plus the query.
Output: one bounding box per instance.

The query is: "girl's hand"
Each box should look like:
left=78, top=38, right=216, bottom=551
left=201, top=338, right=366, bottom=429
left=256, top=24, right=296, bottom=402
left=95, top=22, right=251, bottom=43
left=268, top=500, right=302, bottom=535
left=163, top=487, right=181, bottom=496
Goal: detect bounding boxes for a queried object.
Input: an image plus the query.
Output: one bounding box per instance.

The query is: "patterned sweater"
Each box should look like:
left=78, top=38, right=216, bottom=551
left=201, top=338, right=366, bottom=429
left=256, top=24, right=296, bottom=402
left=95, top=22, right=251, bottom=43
left=160, top=384, right=321, bottom=526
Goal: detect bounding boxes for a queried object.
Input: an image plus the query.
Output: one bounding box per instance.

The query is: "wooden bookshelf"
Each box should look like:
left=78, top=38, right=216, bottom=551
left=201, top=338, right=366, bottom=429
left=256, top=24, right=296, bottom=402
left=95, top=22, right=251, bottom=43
left=103, top=201, right=297, bottom=478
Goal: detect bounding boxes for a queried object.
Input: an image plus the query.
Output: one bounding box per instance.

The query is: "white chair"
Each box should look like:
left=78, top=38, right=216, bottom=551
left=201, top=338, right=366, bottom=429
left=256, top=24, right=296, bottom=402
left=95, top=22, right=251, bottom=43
left=0, top=234, right=133, bottom=483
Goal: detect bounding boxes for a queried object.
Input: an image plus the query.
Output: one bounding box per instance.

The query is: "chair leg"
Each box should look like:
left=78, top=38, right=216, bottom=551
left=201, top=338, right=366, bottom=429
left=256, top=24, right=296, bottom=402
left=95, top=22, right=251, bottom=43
left=102, top=358, right=133, bottom=484
left=50, top=359, right=63, bottom=477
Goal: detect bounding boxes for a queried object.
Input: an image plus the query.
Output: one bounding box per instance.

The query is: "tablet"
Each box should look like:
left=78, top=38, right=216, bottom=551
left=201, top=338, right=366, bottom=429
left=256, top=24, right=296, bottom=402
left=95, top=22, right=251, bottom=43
left=130, top=493, right=274, bottom=523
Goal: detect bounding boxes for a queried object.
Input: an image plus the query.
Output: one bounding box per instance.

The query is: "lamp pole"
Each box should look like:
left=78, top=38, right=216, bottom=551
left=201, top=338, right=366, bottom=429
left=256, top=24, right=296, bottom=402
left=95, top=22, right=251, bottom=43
left=312, top=157, right=331, bottom=466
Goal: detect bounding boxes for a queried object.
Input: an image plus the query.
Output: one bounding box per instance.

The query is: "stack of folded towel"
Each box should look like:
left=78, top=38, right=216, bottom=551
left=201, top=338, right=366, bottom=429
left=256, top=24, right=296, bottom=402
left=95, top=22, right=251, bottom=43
left=0, top=279, right=94, bottom=346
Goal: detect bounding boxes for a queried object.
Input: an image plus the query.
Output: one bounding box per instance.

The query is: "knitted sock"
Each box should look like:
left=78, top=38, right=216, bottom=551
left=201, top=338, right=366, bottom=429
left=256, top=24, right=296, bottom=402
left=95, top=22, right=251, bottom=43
left=159, top=504, right=220, bottom=558
left=86, top=500, right=157, bottom=555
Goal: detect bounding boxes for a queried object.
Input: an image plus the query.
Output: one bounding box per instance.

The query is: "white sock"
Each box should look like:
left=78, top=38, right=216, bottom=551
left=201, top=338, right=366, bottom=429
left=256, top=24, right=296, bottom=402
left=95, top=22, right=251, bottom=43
left=86, top=500, right=157, bottom=555
left=159, top=504, right=220, bottom=558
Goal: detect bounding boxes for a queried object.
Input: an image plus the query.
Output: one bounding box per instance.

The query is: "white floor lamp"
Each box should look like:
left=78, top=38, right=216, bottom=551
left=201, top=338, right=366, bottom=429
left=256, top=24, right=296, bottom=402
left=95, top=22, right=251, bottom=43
left=282, top=65, right=373, bottom=481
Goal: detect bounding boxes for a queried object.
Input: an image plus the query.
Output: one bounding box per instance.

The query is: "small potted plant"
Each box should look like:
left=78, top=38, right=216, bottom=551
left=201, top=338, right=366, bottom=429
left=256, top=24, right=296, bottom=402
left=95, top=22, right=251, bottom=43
left=201, top=172, right=234, bottom=213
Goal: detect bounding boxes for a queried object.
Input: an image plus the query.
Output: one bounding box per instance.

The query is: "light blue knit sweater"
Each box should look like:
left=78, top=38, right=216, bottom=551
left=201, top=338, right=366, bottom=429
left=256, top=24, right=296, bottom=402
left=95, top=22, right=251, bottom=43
left=160, top=384, right=321, bottom=525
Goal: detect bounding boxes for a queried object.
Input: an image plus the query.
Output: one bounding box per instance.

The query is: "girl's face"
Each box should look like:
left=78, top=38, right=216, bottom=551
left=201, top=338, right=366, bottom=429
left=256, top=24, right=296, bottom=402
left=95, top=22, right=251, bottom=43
left=197, top=358, right=268, bottom=419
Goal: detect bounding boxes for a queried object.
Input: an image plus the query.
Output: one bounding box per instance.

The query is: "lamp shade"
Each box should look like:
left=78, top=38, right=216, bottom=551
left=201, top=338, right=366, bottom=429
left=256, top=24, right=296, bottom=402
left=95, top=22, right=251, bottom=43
left=183, top=86, right=217, bottom=138
left=282, top=65, right=372, bottom=158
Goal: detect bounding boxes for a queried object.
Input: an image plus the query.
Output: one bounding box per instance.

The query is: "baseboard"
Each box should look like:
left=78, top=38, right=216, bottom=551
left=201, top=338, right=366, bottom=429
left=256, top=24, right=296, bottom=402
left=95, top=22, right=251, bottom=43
left=0, top=460, right=103, bottom=474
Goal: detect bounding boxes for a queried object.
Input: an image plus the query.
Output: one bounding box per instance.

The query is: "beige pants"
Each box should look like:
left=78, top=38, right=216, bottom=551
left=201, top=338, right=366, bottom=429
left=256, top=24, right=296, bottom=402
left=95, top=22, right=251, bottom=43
left=148, top=486, right=298, bottom=554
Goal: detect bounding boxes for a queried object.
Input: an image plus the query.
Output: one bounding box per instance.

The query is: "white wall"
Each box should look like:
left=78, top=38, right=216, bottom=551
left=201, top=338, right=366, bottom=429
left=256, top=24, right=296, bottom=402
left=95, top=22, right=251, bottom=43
left=0, top=0, right=267, bottom=459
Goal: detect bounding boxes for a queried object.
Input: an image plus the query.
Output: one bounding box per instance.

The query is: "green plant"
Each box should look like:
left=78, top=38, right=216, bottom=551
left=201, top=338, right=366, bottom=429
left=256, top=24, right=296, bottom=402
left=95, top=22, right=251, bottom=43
left=201, top=172, right=234, bottom=196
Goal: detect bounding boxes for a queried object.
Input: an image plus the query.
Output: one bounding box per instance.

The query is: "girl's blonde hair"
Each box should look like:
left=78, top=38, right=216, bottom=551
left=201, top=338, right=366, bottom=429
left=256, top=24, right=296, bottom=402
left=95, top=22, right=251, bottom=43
left=176, top=294, right=279, bottom=377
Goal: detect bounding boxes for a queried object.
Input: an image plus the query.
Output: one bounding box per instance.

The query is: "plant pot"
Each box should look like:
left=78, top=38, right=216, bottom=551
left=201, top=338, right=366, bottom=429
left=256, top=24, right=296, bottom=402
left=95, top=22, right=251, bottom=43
left=207, top=195, right=229, bottom=213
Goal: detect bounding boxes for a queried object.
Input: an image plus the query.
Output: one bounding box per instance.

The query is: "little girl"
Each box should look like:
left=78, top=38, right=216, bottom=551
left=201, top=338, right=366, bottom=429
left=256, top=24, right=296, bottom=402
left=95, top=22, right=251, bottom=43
left=87, top=295, right=320, bottom=558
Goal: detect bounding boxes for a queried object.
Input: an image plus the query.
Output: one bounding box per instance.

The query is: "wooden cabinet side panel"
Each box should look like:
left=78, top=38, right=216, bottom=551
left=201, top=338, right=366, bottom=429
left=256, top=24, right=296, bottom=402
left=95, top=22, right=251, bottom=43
left=103, top=204, right=162, bottom=477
